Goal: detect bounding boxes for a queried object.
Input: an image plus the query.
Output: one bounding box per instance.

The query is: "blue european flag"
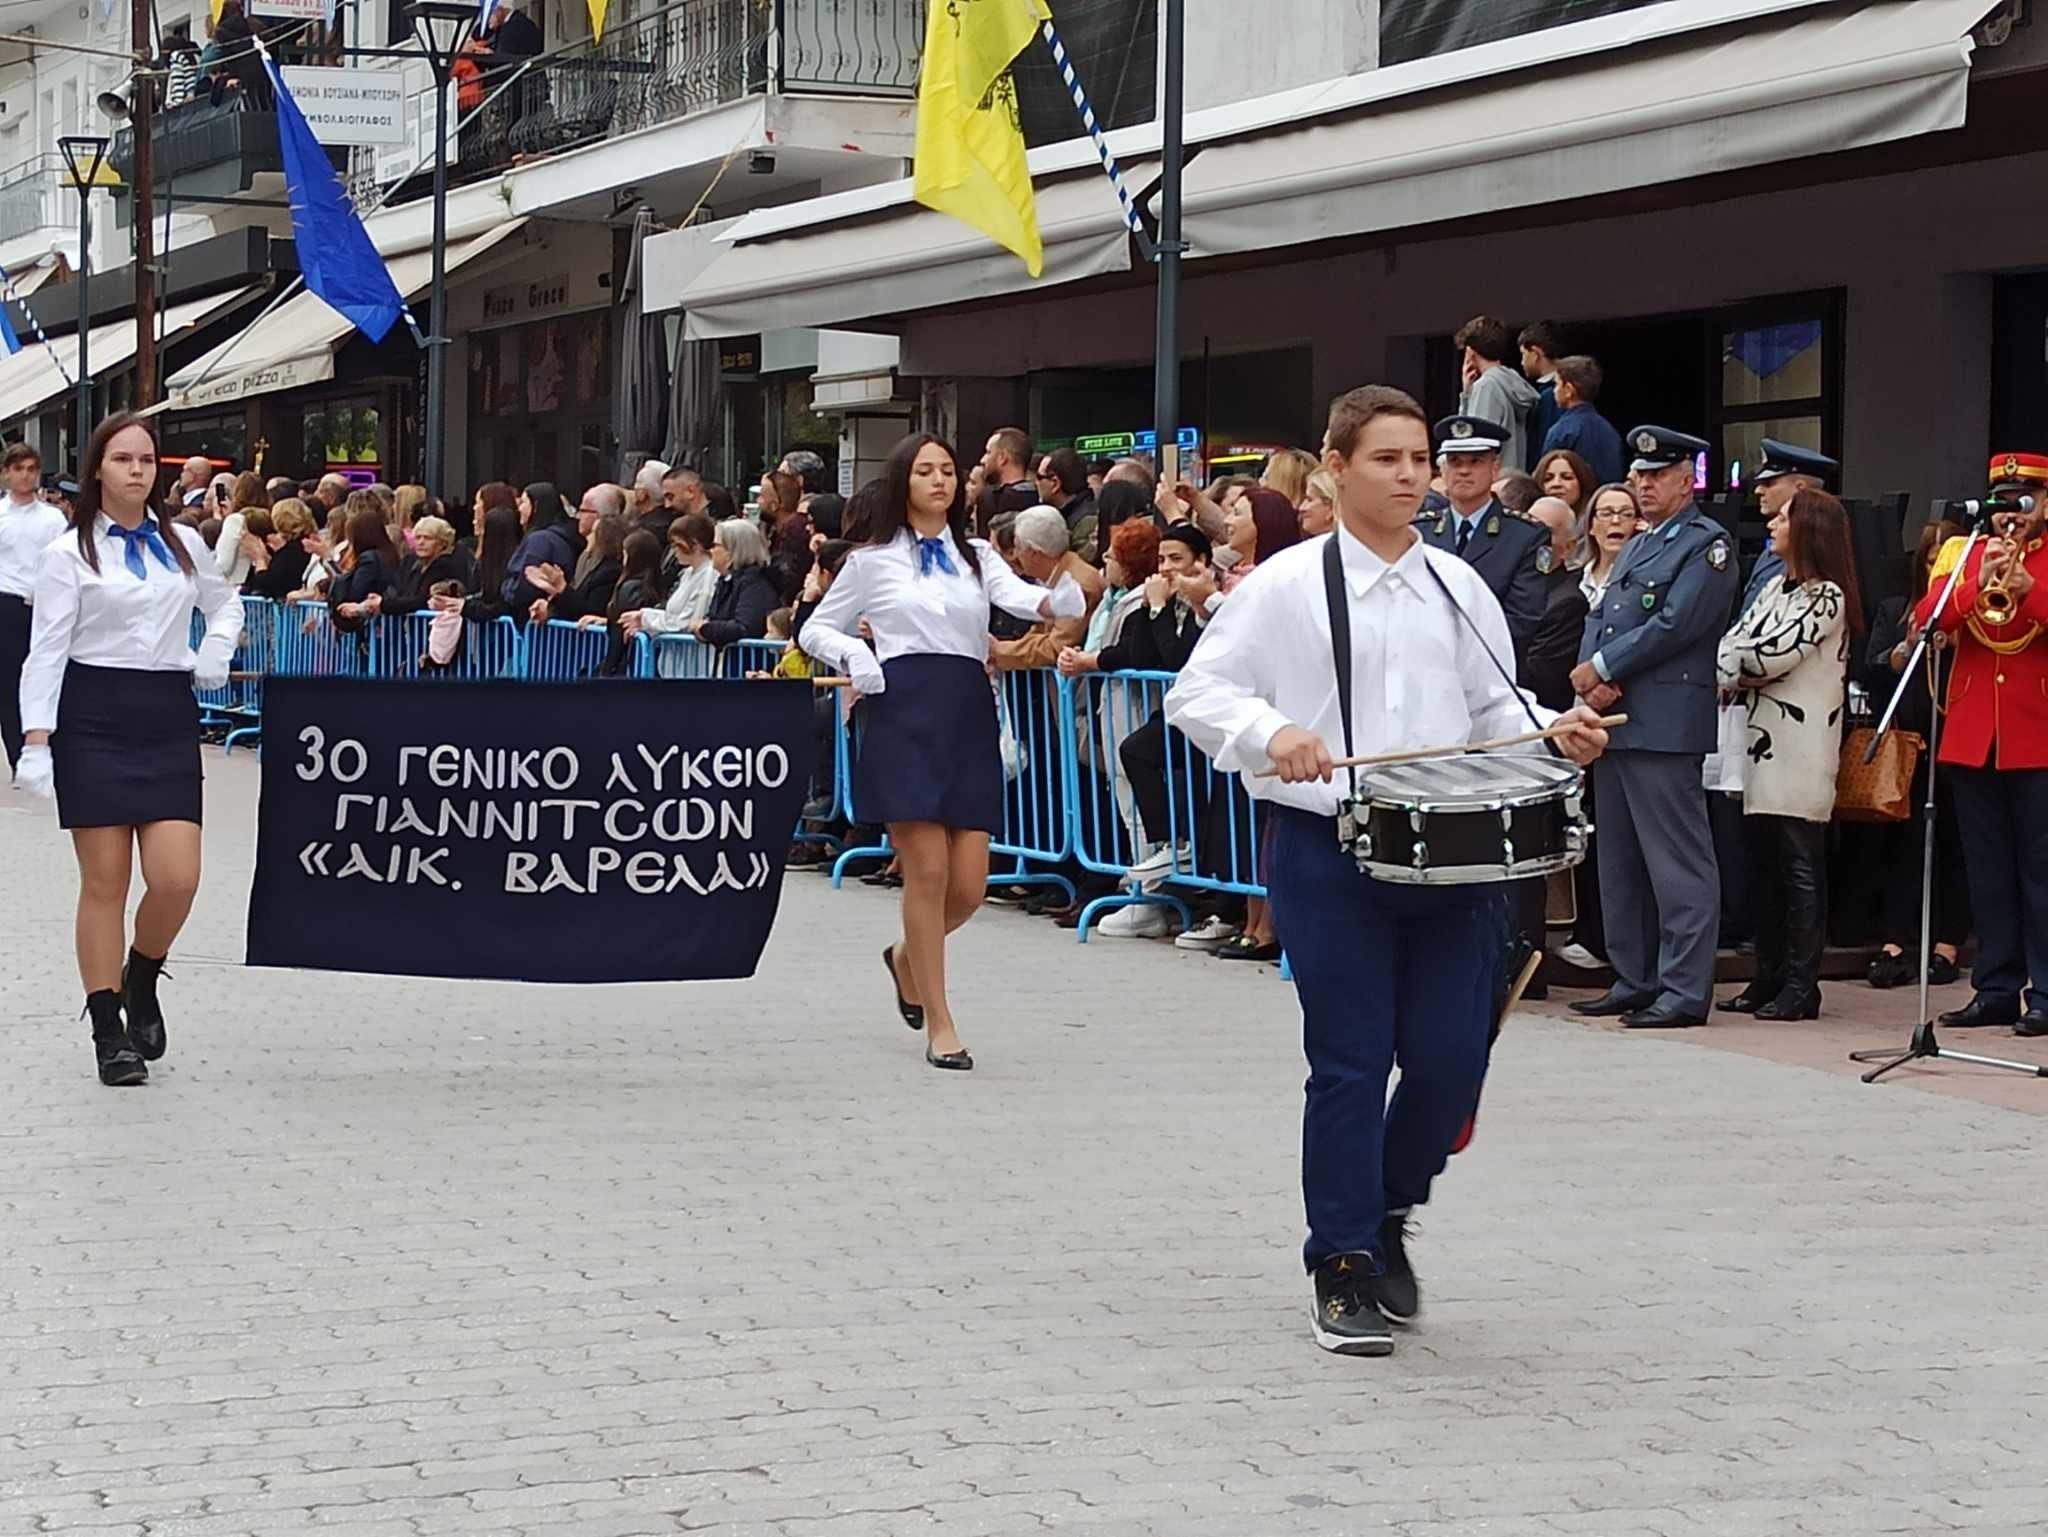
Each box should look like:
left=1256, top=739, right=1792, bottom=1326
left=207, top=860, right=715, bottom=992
left=262, top=46, right=405, bottom=344
left=0, top=298, right=21, bottom=357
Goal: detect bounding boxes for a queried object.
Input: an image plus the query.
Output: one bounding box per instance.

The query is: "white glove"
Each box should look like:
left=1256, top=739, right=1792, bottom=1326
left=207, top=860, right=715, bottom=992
left=1045, top=573, right=1088, bottom=621
left=15, top=744, right=54, bottom=800
left=192, top=658, right=231, bottom=693
left=848, top=652, right=887, bottom=697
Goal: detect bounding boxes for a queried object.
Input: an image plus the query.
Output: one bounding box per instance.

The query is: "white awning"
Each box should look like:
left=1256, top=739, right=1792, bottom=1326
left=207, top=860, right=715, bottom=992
left=6, top=259, right=63, bottom=299
left=662, top=0, right=1990, bottom=336
left=0, top=286, right=260, bottom=427
left=164, top=220, right=531, bottom=409
left=672, top=164, right=1153, bottom=341
left=1180, top=0, right=1990, bottom=258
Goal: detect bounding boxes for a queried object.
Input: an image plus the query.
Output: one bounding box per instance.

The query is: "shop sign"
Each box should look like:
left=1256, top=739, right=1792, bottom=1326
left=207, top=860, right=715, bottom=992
left=720, top=336, right=761, bottom=374
left=279, top=68, right=408, bottom=147
left=479, top=274, right=574, bottom=327
left=251, top=0, right=333, bottom=20
left=178, top=351, right=338, bottom=409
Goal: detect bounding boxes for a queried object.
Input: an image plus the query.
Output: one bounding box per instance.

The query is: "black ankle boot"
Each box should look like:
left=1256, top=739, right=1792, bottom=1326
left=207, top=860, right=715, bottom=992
left=86, top=990, right=147, bottom=1086
left=122, top=948, right=169, bottom=1061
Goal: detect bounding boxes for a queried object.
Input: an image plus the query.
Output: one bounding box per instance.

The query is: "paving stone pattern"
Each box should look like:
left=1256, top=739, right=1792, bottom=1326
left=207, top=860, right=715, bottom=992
left=3, top=752, right=2044, bottom=1536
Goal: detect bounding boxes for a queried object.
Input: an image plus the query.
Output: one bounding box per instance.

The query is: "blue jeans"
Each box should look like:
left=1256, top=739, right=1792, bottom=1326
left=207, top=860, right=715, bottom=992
left=1266, top=806, right=1504, bottom=1273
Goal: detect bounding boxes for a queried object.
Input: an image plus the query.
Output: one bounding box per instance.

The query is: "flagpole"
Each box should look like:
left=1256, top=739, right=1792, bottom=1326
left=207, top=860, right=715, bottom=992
left=1152, top=0, right=1184, bottom=482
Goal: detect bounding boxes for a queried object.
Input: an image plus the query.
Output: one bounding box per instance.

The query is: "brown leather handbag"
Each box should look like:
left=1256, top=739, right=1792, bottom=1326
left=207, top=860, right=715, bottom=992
left=1836, top=727, right=1922, bottom=823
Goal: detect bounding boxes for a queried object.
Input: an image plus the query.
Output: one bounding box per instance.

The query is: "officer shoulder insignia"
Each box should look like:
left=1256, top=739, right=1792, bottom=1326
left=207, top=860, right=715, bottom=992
left=1486, top=514, right=1500, bottom=536
left=1535, top=544, right=1555, bottom=575
left=1706, top=541, right=1730, bottom=571
left=1433, top=514, right=1448, bottom=535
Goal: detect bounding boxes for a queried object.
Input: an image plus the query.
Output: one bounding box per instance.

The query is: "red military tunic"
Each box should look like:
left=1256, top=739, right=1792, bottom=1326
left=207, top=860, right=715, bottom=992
left=1915, top=537, right=2048, bottom=770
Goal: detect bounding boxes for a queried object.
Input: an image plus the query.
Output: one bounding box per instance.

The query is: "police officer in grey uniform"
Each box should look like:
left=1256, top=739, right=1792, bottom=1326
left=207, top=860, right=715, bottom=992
left=1568, top=426, right=1739, bottom=1028
left=1420, top=415, right=1551, bottom=668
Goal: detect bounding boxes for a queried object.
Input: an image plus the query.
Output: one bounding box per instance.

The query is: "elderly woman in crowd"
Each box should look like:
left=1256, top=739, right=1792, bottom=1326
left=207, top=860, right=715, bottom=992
left=693, top=517, right=780, bottom=647
left=364, top=514, right=474, bottom=619
left=1579, top=480, right=1640, bottom=607
left=1858, top=517, right=1971, bottom=988
left=1715, top=488, right=1863, bottom=1021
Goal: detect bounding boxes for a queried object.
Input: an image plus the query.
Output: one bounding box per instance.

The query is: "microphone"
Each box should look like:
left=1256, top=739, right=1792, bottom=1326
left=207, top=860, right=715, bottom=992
left=1952, top=494, right=2036, bottom=518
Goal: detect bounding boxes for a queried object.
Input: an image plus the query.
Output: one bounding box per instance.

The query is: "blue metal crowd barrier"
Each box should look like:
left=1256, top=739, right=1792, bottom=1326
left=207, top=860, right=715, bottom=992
left=1066, top=670, right=1198, bottom=939
left=990, top=668, right=1078, bottom=906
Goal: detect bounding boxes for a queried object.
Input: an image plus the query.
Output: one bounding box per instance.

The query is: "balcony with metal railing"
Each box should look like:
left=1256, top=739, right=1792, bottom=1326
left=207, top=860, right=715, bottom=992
left=0, top=154, right=73, bottom=248
left=370, top=0, right=923, bottom=196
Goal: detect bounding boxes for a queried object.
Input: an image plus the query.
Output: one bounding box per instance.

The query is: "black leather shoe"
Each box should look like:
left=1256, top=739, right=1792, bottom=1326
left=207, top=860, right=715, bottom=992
left=882, top=944, right=923, bottom=1031
left=925, top=1044, right=974, bottom=1071
left=1570, top=988, right=1656, bottom=1017
left=1928, top=953, right=1961, bottom=986
left=1621, top=1004, right=1706, bottom=1029
left=1939, top=995, right=2020, bottom=1029
left=122, top=948, right=169, bottom=1061
left=2015, top=1011, right=2048, bottom=1038
left=1866, top=950, right=1915, bottom=989
left=1754, top=988, right=1821, bottom=1022
left=1717, top=980, right=1783, bottom=1015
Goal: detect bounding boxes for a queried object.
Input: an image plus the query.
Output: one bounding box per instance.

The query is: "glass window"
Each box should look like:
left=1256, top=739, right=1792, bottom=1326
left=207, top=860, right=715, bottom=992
left=1722, top=416, right=1822, bottom=493
left=1723, top=322, right=1824, bottom=407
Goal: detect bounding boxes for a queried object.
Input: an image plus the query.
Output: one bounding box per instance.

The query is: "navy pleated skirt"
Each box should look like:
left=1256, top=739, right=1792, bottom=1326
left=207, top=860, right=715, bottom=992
left=52, top=663, right=203, bottom=830
left=854, top=653, right=1003, bottom=833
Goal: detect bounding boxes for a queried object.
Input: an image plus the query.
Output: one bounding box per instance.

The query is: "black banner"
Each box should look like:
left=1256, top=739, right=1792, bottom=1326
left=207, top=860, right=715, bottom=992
left=246, top=677, right=817, bottom=984
left=1381, top=0, right=1667, bottom=65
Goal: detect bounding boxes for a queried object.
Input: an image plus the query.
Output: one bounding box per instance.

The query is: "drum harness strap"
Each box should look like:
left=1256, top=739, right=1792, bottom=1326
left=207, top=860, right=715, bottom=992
left=1320, top=532, right=1560, bottom=848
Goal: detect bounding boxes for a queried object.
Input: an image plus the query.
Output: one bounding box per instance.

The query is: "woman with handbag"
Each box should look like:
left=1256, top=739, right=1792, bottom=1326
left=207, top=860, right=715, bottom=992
left=1714, top=489, right=1864, bottom=1020
left=1856, top=518, right=1970, bottom=988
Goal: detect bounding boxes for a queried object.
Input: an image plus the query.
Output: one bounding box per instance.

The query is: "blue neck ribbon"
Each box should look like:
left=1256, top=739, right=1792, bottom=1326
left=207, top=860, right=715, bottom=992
left=916, top=535, right=957, bottom=577
left=106, top=517, right=177, bottom=581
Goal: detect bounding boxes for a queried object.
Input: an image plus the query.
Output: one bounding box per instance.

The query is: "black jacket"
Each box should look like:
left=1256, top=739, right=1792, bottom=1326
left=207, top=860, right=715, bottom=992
left=698, top=566, right=780, bottom=648
left=381, top=548, right=478, bottom=617
left=243, top=538, right=311, bottom=601
left=1523, top=569, right=1591, bottom=713
left=327, top=548, right=401, bottom=626
left=1097, top=595, right=1204, bottom=675
left=501, top=522, right=583, bottom=615
left=549, top=557, right=622, bottom=622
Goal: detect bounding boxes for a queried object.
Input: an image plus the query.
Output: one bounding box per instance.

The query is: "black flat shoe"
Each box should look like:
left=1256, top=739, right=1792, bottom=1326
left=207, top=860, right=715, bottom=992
left=1928, top=953, right=1961, bottom=986
left=1214, top=935, right=1281, bottom=962
left=1716, top=980, right=1782, bottom=1015
left=1570, top=988, right=1656, bottom=1017
left=2014, top=1011, right=2048, bottom=1038
left=1621, top=1004, right=1706, bottom=1029
left=1753, top=989, right=1821, bottom=1022
left=1866, top=950, right=1915, bottom=990
left=882, top=944, right=923, bottom=1031
left=925, top=1044, right=974, bottom=1071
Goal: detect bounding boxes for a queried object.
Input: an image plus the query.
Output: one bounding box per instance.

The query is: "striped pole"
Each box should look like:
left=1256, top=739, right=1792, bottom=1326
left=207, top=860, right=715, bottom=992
left=1040, top=19, right=1148, bottom=244
left=0, top=264, right=76, bottom=388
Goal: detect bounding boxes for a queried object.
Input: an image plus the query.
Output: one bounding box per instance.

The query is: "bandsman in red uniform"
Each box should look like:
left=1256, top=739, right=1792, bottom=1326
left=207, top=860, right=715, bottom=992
left=1916, top=452, right=2048, bottom=1037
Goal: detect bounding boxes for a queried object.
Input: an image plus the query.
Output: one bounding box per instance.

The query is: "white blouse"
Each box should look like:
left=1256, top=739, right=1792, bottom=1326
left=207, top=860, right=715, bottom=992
left=19, top=515, right=243, bottom=734
left=0, top=494, right=66, bottom=598
left=637, top=559, right=720, bottom=634
left=215, top=511, right=254, bottom=586
left=802, top=527, right=1084, bottom=693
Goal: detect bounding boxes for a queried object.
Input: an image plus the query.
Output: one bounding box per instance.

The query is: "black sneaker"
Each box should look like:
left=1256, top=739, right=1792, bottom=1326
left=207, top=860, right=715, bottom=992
left=1374, top=1212, right=1420, bottom=1324
left=984, top=884, right=1034, bottom=907
left=1310, top=1253, right=1392, bottom=1356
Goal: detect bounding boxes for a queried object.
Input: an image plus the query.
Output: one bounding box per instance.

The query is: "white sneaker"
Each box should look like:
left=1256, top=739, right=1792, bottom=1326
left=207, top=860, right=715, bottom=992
left=1126, top=842, right=1187, bottom=882
left=1551, top=942, right=1606, bottom=970
left=1097, top=903, right=1171, bottom=939
left=1175, top=916, right=1241, bottom=951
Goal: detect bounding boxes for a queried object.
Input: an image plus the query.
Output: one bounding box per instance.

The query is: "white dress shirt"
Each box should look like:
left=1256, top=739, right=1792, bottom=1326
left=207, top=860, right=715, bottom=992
left=1164, top=523, right=1555, bottom=815
left=0, top=493, right=67, bottom=599
left=637, top=559, right=719, bottom=634
left=215, top=511, right=254, bottom=586
left=802, top=527, right=1085, bottom=694
left=19, top=515, right=243, bottom=734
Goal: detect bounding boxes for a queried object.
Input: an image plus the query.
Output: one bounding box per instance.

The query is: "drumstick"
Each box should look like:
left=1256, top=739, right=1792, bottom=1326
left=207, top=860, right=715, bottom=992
left=1255, top=714, right=1628, bottom=777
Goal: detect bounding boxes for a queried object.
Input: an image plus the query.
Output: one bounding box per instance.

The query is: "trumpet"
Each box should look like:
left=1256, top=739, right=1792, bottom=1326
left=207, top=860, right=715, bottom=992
left=1979, top=536, right=2025, bottom=626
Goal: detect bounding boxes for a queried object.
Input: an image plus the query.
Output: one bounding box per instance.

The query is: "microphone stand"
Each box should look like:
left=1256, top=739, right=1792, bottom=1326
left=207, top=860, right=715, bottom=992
left=1849, top=522, right=2048, bottom=1083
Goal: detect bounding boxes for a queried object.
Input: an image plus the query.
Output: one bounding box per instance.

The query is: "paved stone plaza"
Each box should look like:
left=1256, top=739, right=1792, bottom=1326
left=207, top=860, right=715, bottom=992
left=4, top=749, right=2046, bottom=1537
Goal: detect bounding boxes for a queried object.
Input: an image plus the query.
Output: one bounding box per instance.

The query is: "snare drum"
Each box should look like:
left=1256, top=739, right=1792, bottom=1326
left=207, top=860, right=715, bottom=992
left=1339, top=753, right=1589, bottom=886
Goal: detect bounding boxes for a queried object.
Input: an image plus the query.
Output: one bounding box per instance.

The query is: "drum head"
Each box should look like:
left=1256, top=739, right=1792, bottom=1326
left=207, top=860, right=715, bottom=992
left=1358, top=752, right=1580, bottom=812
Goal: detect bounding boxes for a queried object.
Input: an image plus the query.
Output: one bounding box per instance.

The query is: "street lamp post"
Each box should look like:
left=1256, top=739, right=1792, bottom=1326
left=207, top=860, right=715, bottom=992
left=409, top=1, right=477, bottom=499
left=57, top=135, right=111, bottom=473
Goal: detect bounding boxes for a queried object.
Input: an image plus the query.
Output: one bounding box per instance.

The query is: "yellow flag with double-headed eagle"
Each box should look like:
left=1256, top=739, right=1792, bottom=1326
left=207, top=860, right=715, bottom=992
left=913, top=0, right=1051, bottom=277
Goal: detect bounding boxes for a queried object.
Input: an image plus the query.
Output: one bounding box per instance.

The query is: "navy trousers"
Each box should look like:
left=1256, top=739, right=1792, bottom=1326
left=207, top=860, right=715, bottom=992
left=0, top=593, right=29, bottom=772
left=1949, top=764, right=2048, bottom=1013
left=1266, top=805, right=1503, bottom=1274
